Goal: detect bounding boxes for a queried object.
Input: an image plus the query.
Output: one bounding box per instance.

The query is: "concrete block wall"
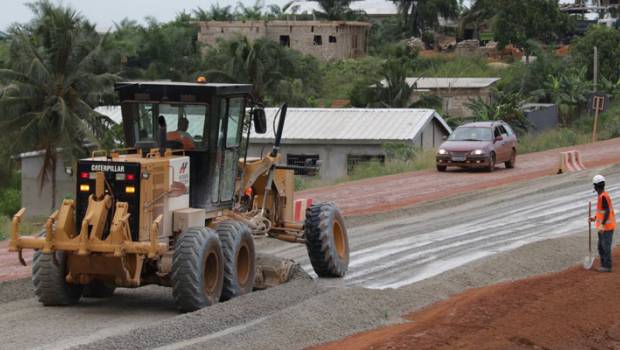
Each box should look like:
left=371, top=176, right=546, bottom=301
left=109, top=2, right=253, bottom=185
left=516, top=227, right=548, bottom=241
left=196, top=21, right=370, bottom=61
left=21, top=154, right=75, bottom=218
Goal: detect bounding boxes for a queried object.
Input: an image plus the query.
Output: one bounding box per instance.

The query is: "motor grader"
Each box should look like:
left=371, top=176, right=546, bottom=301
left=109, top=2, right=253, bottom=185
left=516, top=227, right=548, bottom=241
left=9, top=81, right=349, bottom=312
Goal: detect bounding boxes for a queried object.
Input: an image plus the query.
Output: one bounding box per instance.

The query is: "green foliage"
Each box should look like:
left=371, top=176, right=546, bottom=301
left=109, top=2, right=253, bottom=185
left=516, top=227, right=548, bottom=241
left=0, top=40, right=8, bottom=67
left=0, top=0, right=119, bottom=211
left=111, top=16, right=200, bottom=81
left=236, top=1, right=266, bottom=20
left=570, top=25, right=620, bottom=82
left=193, top=4, right=235, bottom=21
left=518, top=128, right=591, bottom=154
left=311, top=0, right=367, bottom=20
left=413, top=55, right=498, bottom=77
left=494, top=0, right=572, bottom=57
left=392, top=0, right=459, bottom=36
left=368, top=17, right=406, bottom=54
left=203, top=36, right=321, bottom=106
left=465, top=90, right=530, bottom=131
left=531, top=66, right=590, bottom=124
left=0, top=188, right=20, bottom=218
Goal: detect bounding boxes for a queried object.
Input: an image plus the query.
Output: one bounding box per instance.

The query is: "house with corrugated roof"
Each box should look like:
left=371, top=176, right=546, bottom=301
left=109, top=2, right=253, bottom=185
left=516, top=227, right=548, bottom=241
left=248, top=108, right=451, bottom=180
left=404, top=77, right=501, bottom=119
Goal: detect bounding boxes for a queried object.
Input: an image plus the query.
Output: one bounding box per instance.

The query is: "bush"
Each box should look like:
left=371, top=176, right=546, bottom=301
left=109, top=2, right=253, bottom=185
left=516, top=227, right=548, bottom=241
left=518, top=128, right=591, bottom=154
left=0, top=188, right=20, bottom=218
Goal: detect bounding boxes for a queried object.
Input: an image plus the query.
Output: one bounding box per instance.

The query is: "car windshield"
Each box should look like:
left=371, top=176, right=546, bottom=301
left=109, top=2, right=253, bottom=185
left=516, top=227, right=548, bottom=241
left=448, top=127, right=493, bottom=141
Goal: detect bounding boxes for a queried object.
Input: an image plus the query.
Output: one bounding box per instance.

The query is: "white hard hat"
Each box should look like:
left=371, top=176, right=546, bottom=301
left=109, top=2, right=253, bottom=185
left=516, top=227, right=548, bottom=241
left=593, top=174, right=606, bottom=185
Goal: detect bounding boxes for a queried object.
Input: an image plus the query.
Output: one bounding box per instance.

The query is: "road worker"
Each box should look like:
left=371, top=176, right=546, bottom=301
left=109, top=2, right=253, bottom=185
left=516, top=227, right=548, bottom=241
left=589, top=174, right=616, bottom=272
left=167, top=117, right=195, bottom=150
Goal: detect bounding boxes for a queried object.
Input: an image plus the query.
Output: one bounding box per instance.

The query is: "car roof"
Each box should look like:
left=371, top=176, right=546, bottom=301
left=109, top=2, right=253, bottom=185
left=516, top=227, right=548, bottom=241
left=457, top=121, right=506, bottom=128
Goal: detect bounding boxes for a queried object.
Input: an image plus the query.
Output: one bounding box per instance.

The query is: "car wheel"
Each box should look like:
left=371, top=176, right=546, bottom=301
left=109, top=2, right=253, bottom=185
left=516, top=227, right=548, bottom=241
left=436, top=165, right=447, bottom=172
left=505, top=150, right=516, bottom=169
left=487, top=153, right=496, bottom=172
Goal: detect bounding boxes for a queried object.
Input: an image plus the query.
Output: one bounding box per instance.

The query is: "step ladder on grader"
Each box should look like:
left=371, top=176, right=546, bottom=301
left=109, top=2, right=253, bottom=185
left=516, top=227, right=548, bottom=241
left=9, top=81, right=349, bottom=312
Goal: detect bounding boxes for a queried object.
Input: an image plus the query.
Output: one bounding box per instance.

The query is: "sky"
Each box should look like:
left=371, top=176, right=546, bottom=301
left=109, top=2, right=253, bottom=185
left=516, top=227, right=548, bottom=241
left=0, top=0, right=578, bottom=33
left=0, top=0, right=293, bottom=32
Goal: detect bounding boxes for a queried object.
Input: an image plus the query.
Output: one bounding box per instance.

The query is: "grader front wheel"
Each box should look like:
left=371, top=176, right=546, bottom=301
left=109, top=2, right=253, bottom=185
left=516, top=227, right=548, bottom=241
left=32, top=251, right=84, bottom=306
left=171, top=227, right=225, bottom=313
left=304, top=202, right=350, bottom=277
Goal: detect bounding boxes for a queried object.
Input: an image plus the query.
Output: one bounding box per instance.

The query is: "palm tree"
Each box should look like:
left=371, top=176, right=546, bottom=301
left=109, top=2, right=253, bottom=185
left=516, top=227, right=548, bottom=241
left=0, top=1, right=118, bottom=211
left=237, top=1, right=265, bottom=20
left=265, top=2, right=295, bottom=19
left=312, top=0, right=355, bottom=20
left=203, top=37, right=285, bottom=100
left=193, top=4, right=235, bottom=21
left=392, top=0, right=459, bottom=36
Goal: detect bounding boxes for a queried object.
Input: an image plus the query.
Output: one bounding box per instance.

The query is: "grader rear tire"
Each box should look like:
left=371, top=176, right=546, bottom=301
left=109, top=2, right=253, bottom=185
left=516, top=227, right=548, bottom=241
left=32, top=251, right=83, bottom=306
left=171, top=227, right=224, bottom=313
left=304, top=202, right=350, bottom=277
left=83, top=280, right=116, bottom=298
left=216, top=221, right=256, bottom=301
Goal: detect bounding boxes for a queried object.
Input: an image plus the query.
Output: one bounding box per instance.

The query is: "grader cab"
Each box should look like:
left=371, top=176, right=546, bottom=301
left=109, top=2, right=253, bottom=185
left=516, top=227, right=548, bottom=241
left=9, top=81, right=349, bottom=312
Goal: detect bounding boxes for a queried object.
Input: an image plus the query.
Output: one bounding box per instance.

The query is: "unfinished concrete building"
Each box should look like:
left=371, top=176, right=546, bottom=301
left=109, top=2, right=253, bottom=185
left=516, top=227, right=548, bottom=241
left=196, top=20, right=371, bottom=61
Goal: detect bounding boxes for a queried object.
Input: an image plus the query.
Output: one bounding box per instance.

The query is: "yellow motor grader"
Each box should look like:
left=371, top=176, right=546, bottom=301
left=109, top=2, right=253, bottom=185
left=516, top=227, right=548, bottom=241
left=9, top=81, right=349, bottom=312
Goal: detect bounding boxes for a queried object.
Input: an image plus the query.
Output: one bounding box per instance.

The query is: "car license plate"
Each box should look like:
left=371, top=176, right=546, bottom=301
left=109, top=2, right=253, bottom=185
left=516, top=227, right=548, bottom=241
left=452, top=156, right=466, bottom=161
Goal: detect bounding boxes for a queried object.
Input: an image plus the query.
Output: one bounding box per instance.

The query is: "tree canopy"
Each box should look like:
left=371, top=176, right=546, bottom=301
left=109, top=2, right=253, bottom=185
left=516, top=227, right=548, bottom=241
left=0, top=0, right=118, bottom=209
left=392, top=0, right=459, bottom=36
left=493, top=0, right=572, bottom=59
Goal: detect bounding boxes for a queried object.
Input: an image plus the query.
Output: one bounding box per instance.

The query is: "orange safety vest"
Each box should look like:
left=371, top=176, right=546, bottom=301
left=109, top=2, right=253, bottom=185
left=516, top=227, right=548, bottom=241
left=167, top=131, right=195, bottom=150
left=596, top=191, right=616, bottom=231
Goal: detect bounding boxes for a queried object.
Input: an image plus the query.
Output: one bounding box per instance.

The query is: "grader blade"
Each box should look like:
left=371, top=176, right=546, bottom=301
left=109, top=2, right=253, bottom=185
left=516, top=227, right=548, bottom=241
left=254, top=253, right=302, bottom=289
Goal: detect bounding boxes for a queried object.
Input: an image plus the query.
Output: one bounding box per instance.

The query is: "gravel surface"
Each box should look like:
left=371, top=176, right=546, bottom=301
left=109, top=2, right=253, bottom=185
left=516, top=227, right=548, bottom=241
left=0, top=278, right=32, bottom=303
left=0, top=165, right=618, bottom=349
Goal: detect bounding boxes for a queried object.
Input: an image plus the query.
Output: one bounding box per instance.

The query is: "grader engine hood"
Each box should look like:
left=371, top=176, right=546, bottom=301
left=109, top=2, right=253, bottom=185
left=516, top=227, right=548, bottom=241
left=76, top=160, right=142, bottom=241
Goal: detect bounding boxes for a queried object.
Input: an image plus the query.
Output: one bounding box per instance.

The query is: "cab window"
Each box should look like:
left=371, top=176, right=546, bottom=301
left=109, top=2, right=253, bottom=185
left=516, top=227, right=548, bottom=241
left=159, top=104, right=207, bottom=144
left=226, top=98, right=245, bottom=148
left=133, top=104, right=155, bottom=141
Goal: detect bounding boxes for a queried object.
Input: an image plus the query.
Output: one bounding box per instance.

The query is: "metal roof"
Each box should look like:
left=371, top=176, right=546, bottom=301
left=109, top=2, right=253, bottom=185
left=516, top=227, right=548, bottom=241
left=95, top=106, right=123, bottom=124
left=250, top=108, right=451, bottom=144
left=286, top=0, right=398, bottom=16
left=404, top=77, right=500, bottom=89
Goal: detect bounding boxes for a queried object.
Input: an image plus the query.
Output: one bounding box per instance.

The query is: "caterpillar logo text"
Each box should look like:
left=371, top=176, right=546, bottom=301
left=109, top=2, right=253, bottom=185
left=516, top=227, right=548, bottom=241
left=90, top=164, right=125, bottom=173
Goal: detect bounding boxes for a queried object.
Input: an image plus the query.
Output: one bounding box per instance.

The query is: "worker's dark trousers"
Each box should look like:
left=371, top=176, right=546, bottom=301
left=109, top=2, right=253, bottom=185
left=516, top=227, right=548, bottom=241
left=598, top=230, right=614, bottom=269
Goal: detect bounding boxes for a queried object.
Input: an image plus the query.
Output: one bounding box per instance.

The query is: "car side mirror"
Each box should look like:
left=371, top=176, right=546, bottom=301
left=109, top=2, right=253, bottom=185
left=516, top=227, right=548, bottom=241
left=442, top=135, right=448, bottom=141
left=494, top=135, right=503, bottom=143
left=252, top=108, right=267, bottom=134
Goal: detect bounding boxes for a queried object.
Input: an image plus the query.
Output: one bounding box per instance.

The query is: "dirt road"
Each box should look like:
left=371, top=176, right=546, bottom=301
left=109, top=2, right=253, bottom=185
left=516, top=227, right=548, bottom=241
left=315, top=249, right=620, bottom=350
left=0, top=165, right=617, bottom=349
left=299, top=137, right=620, bottom=216
left=2, top=138, right=620, bottom=284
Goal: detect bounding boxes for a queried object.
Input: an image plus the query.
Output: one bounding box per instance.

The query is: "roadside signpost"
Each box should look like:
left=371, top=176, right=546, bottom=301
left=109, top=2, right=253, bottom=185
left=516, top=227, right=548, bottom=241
left=591, top=94, right=605, bottom=143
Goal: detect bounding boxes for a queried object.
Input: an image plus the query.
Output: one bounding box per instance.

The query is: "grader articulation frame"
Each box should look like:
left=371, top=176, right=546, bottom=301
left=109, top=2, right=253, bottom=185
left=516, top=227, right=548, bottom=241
left=9, top=81, right=349, bottom=312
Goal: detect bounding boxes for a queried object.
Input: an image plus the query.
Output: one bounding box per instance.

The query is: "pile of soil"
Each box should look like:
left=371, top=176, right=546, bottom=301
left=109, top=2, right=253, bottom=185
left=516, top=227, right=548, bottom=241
left=315, top=249, right=620, bottom=350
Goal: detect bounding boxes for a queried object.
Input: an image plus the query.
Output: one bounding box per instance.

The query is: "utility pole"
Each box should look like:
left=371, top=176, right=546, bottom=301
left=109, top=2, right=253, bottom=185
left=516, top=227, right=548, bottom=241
left=593, top=46, right=598, bottom=93
left=592, top=46, right=600, bottom=143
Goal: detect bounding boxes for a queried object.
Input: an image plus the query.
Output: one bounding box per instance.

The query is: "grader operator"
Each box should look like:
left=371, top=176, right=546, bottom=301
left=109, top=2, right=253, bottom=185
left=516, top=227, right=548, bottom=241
left=9, top=81, right=350, bottom=312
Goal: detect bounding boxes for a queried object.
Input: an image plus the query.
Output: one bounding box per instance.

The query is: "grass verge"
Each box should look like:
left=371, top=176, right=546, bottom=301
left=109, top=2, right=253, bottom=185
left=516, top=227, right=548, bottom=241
left=0, top=215, right=43, bottom=241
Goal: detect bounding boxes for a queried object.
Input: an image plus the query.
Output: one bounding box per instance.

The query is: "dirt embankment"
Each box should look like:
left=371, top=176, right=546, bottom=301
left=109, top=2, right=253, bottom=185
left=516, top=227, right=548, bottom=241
left=314, top=250, right=620, bottom=350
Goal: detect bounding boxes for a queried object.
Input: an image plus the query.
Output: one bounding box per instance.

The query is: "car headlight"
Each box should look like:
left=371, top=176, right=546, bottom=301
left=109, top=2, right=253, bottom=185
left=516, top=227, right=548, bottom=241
left=472, top=149, right=484, bottom=155
left=438, top=149, right=447, bottom=155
